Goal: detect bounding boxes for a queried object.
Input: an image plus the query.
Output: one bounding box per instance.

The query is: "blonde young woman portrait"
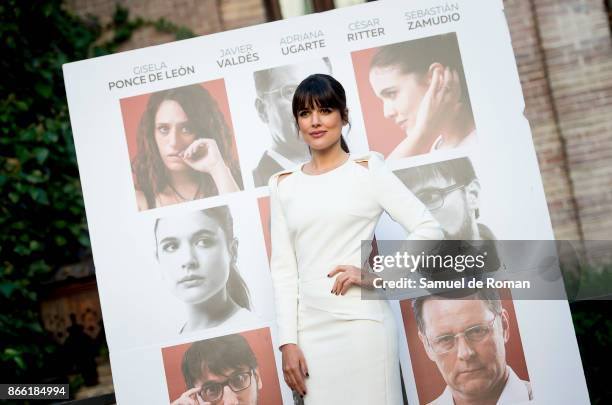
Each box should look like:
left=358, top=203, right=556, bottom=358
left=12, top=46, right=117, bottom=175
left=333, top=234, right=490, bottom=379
left=131, top=84, right=243, bottom=211
left=268, top=73, right=443, bottom=404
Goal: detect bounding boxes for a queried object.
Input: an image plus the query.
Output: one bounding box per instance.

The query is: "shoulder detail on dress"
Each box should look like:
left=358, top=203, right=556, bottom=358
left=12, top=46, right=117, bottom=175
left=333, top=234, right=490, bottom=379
left=271, top=167, right=295, bottom=178
left=351, top=150, right=384, bottom=161
left=277, top=172, right=293, bottom=184
left=351, top=151, right=385, bottom=168
left=268, top=167, right=296, bottom=188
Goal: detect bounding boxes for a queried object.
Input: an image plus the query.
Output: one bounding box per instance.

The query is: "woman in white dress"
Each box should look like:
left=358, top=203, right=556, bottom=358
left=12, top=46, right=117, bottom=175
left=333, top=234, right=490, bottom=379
left=268, top=73, right=443, bottom=404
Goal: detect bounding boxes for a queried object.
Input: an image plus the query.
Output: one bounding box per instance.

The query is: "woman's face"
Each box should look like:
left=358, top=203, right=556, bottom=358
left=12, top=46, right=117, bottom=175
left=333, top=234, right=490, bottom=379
left=296, top=104, right=345, bottom=152
left=154, top=99, right=198, bottom=171
left=155, top=212, right=233, bottom=304
left=369, top=66, right=428, bottom=135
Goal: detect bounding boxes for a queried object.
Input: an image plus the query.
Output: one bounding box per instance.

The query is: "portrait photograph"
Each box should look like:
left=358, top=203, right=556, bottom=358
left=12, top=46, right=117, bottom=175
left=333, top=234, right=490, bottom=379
left=152, top=203, right=266, bottom=335
left=394, top=156, right=495, bottom=241
left=96, top=197, right=276, bottom=351
left=400, top=289, right=533, bottom=405
left=250, top=57, right=334, bottom=188
left=120, top=79, right=244, bottom=211
left=351, top=32, right=476, bottom=160
left=161, top=328, right=283, bottom=405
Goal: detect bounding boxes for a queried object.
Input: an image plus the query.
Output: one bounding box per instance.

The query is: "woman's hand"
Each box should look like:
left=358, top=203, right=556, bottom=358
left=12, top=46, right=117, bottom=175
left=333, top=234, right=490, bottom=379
left=388, top=66, right=461, bottom=159
left=180, top=138, right=240, bottom=194
left=280, top=343, right=309, bottom=397
left=180, top=138, right=224, bottom=173
left=328, top=265, right=376, bottom=295
left=412, top=66, right=461, bottom=143
left=171, top=387, right=210, bottom=405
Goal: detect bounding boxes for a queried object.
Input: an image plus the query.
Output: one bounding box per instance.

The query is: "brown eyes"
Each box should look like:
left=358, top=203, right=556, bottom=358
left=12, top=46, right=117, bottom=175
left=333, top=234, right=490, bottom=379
left=156, top=124, right=194, bottom=135
left=298, top=108, right=333, bottom=117
left=156, top=124, right=170, bottom=134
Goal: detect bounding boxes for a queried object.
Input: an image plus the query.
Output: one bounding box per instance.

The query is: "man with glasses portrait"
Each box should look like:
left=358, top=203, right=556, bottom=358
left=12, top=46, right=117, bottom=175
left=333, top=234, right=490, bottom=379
left=252, top=58, right=332, bottom=187
left=412, top=289, right=533, bottom=405
left=172, top=333, right=262, bottom=405
left=396, top=157, right=494, bottom=241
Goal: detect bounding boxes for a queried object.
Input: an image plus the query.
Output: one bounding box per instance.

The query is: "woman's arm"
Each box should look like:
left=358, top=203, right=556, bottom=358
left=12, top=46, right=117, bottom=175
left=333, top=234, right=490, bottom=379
left=268, top=171, right=299, bottom=346
left=180, top=139, right=240, bottom=194
left=368, top=152, right=443, bottom=240
left=326, top=153, right=442, bottom=296
left=208, top=162, right=240, bottom=194
left=268, top=172, right=309, bottom=397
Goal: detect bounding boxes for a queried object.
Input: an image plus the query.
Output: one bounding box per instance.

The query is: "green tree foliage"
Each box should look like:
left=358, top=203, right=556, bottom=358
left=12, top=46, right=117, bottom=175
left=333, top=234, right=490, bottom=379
left=0, top=0, right=193, bottom=383
left=571, top=299, right=612, bottom=404
left=568, top=265, right=612, bottom=404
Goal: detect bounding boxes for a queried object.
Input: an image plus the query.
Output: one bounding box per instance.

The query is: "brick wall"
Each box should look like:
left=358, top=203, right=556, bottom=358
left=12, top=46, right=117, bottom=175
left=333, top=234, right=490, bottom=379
left=64, top=0, right=266, bottom=50
left=505, top=0, right=612, bottom=240
left=64, top=0, right=612, bottom=241
left=505, top=0, right=583, bottom=240
left=219, top=0, right=267, bottom=30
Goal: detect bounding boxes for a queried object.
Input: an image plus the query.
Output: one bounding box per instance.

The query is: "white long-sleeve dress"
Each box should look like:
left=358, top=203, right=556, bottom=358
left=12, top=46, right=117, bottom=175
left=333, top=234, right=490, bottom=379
left=268, top=151, right=442, bottom=405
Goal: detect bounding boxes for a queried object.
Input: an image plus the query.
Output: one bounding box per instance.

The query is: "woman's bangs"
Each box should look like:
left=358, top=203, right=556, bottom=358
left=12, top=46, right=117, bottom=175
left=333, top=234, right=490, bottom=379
left=293, top=79, right=340, bottom=114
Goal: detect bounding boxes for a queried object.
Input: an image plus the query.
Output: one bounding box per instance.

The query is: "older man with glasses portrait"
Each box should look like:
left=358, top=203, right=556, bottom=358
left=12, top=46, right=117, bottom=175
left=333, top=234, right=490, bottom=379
left=412, top=289, right=533, bottom=405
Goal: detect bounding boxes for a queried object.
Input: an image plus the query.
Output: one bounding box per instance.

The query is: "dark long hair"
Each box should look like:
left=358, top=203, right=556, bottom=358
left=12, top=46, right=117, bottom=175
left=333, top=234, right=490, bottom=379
left=154, top=205, right=251, bottom=311
left=132, top=84, right=243, bottom=208
left=291, top=73, right=350, bottom=153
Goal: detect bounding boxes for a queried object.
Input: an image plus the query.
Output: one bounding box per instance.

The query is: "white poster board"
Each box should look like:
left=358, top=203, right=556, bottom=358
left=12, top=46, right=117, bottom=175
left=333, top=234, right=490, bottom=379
left=63, top=0, right=589, bottom=403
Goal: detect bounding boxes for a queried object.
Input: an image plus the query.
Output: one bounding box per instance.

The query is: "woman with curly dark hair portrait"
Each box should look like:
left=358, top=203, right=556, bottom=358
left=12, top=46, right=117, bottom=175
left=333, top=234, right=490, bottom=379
left=132, top=84, right=243, bottom=210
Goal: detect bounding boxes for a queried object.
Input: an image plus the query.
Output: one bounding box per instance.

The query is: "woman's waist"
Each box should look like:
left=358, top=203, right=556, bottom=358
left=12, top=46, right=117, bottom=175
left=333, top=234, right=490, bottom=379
left=297, top=276, right=389, bottom=318
left=297, top=257, right=365, bottom=283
